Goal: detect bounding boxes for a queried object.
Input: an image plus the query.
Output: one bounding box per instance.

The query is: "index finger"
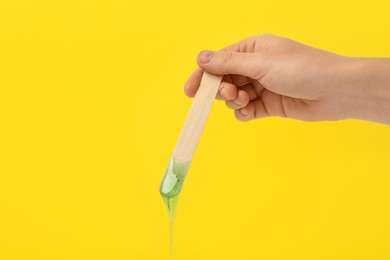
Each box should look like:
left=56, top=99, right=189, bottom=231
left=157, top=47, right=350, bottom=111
left=184, top=67, right=204, bottom=97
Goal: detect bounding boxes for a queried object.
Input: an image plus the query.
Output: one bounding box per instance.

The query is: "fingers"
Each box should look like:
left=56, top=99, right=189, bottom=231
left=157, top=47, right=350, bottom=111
left=183, top=64, right=270, bottom=123
left=197, top=50, right=265, bottom=79
left=234, top=102, right=256, bottom=121
left=235, top=99, right=270, bottom=122
left=239, top=83, right=259, bottom=101
left=184, top=69, right=238, bottom=99
left=185, top=70, right=238, bottom=100
left=235, top=90, right=292, bottom=121
left=184, top=68, right=203, bottom=97
left=225, top=90, right=250, bottom=109
left=186, top=36, right=268, bottom=99
left=230, top=74, right=250, bottom=86
left=216, top=81, right=237, bottom=100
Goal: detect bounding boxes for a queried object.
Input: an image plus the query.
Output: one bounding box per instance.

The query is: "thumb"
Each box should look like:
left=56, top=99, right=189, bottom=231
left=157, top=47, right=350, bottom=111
left=197, top=50, right=265, bottom=79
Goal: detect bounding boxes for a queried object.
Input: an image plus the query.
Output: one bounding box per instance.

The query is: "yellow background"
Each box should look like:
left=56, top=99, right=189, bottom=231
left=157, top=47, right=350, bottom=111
left=0, top=0, right=389, bottom=259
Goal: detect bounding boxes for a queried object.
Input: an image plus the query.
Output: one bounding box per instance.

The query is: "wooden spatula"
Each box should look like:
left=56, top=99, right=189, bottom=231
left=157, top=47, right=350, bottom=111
left=160, top=72, right=223, bottom=198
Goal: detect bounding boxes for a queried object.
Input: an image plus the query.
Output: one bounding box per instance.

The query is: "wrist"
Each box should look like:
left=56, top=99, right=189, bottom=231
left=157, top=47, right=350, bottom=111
left=336, top=57, right=390, bottom=124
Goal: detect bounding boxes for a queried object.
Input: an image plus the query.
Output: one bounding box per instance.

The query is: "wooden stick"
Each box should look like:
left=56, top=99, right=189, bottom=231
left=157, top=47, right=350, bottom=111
left=173, top=72, right=223, bottom=162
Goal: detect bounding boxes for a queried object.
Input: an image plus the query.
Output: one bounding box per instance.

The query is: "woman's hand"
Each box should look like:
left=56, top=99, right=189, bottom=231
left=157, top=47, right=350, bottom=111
left=184, top=34, right=390, bottom=124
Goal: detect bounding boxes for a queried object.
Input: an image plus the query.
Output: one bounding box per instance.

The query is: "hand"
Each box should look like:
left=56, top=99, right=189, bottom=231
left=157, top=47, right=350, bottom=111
left=184, top=34, right=390, bottom=124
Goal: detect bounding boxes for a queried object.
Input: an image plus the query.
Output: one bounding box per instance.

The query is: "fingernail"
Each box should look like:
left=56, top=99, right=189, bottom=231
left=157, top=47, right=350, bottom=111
left=199, top=51, right=213, bottom=64
left=240, top=108, right=248, bottom=115
left=220, top=88, right=228, bottom=99
left=233, top=99, right=241, bottom=106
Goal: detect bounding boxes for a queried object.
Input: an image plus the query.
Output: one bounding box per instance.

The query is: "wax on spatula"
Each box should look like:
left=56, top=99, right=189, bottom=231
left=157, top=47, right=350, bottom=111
left=160, top=72, right=223, bottom=198
left=160, top=72, right=222, bottom=260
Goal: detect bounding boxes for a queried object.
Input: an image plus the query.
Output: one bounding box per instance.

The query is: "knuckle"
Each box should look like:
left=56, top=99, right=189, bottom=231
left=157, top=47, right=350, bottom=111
left=234, top=110, right=248, bottom=122
left=225, top=100, right=235, bottom=109
left=222, top=51, right=234, bottom=64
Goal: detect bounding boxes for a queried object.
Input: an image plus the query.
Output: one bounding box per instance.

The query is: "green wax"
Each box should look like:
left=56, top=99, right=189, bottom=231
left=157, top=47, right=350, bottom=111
left=160, top=156, right=190, bottom=198
left=160, top=157, right=190, bottom=259
left=162, top=195, right=180, bottom=260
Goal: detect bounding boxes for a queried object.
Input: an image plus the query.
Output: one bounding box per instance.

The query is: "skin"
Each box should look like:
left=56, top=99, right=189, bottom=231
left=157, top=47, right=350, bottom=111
left=184, top=34, right=390, bottom=125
